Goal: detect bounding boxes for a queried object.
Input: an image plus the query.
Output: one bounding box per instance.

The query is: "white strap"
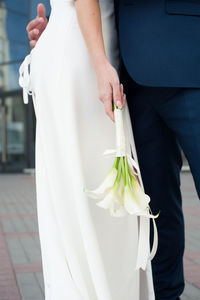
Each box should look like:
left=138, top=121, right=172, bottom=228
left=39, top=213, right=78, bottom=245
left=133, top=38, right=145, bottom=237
left=135, top=216, right=158, bottom=271
left=149, top=217, right=158, bottom=261
left=19, top=54, right=32, bottom=104
left=135, top=216, right=150, bottom=270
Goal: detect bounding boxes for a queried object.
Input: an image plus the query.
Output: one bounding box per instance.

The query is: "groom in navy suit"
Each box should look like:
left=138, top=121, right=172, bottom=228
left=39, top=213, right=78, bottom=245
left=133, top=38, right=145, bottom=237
left=26, top=1, right=200, bottom=299
left=116, top=1, right=200, bottom=300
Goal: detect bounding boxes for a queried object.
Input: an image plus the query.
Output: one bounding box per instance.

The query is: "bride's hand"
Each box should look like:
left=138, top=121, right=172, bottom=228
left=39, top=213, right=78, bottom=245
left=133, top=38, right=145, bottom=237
left=96, top=60, right=125, bottom=122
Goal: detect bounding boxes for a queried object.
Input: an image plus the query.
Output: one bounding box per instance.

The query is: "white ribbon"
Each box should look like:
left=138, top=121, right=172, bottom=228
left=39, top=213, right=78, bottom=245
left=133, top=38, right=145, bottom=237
left=19, top=54, right=33, bottom=104
left=103, top=149, right=139, bottom=174
left=114, top=108, right=126, bottom=157
left=135, top=216, right=158, bottom=271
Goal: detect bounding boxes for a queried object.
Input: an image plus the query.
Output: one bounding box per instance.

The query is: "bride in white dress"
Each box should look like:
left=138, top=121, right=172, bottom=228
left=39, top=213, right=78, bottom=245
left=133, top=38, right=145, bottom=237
left=19, top=0, right=157, bottom=299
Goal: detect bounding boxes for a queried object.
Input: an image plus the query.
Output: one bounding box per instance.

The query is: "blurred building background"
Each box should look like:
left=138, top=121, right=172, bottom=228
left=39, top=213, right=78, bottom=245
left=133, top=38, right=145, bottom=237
left=0, top=0, right=50, bottom=173
left=0, top=0, right=189, bottom=174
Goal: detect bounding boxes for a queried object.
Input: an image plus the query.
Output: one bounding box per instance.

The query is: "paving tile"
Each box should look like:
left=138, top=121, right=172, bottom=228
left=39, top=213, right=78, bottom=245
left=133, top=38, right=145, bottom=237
left=6, top=238, right=28, bottom=264
left=195, top=260, right=200, bottom=265
left=14, top=262, right=42, bottom=274
left=35, top=273, right=44, bottom=294
left=0, top=218, right=15, bottom=233
left=16, top=273, right=44, bottom=300
left=0, top=224, right=21, bottom=300
left=181, top=172, right=200, bottom=299
left=19, top=236, right=42, bottom=262
left=182, top=282, right=200, bottom=300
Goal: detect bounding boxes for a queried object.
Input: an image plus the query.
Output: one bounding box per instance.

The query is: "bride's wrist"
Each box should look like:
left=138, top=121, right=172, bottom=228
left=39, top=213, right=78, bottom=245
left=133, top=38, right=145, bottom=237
left=93, top=55, right=109, bottom=74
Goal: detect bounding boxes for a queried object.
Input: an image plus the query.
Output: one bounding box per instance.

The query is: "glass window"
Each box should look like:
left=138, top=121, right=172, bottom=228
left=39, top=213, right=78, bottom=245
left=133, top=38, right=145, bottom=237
left=0, top=0, right=51, bottom=171
left=0, top=93, right=27, bottom=172
left=0, top=52, right=3, bottom=63
left=10, top=42, right=29, bottom=62
left=5, top=11, right=27, bottom=43
left=0, top=37, right=3, bottom=52
left=3, top=0, right=28, bottom=15
left=0, top=70, right=3, bottom=89
left=8, top=62, right=23, bottom=90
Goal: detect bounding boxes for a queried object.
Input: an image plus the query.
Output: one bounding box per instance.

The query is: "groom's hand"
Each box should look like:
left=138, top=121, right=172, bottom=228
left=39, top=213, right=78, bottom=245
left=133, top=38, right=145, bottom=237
left=26, top=3, right=48, bottom=48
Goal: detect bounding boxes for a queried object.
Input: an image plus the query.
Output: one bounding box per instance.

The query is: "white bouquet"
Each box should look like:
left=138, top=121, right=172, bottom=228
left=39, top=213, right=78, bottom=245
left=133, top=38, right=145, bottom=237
left=84, top=104, right=159, bottom=219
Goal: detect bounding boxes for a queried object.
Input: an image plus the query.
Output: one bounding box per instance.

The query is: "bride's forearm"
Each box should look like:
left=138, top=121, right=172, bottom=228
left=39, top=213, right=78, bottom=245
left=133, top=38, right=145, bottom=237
left=74, top=0, right=124, bottom=121
left=74, top=0, right=108, bottom=71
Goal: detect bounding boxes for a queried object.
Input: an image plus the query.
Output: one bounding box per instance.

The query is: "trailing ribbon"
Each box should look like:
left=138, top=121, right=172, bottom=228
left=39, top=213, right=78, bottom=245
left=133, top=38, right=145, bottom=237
left=19, top=53, right=33, bottom=104
left=135, top=215, right=158, bottom=271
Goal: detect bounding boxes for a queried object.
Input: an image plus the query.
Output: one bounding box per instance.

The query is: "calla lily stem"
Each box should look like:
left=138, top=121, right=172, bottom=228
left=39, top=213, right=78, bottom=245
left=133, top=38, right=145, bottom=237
left=124, top=156, right=129, bottom=187
left=113, top=157, right=120, bottom=169
left=120, top=157, right=126, bottom=186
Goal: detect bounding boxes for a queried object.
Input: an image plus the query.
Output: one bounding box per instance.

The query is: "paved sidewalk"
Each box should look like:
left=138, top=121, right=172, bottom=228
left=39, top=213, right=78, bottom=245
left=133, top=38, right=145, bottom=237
left=0, top=172, right=199, bottom=300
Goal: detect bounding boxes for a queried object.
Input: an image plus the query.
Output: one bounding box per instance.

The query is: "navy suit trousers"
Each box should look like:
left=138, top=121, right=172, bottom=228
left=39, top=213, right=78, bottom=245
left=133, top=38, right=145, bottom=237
left=121, top=65, right=200, bottom=300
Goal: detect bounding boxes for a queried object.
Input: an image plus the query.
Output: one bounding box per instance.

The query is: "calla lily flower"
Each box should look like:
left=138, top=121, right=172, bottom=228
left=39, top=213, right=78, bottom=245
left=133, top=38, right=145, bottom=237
left=126, top=175, right=150, bottom=211
left=97, top=189, right=127, bottom=217
left=124, top=185, right=149, bottom=216
left=84, top=162, right=118, bottom=199
left=97, top=177, right=127, bottom=217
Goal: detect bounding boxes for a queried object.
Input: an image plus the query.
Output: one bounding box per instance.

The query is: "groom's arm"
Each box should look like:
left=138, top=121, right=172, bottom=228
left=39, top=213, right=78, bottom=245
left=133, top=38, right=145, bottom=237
left=26, top=3, right=48, bottom=48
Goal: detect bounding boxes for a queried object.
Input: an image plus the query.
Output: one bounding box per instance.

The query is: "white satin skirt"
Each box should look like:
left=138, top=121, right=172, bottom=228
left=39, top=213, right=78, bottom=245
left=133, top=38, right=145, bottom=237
left=19, top=0, right=155, bottom=299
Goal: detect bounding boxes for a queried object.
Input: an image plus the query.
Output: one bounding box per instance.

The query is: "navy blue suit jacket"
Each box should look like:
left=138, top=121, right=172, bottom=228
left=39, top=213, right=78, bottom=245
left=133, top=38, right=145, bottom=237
left=116, top=0, right=200, bottom=87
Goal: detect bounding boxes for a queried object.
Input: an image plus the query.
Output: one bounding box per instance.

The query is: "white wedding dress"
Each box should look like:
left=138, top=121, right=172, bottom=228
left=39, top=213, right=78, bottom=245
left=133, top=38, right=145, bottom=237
left=19, top=0, right=156, bottom=299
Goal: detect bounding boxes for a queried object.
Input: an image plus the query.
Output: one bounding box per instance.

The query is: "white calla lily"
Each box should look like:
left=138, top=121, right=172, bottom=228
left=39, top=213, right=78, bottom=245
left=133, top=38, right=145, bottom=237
left=131, top=176, right=150, bottom=210
left=123, top=184, right=159, bottom=218
left=84, top=161, right=118, bottom=199
left=96, top=165, right=127, bottom=217
left=110, top=204, right=127, bottom=217
left=124, top=184, right=149, bottom=215
left=97, top=188, right=126, bottom=217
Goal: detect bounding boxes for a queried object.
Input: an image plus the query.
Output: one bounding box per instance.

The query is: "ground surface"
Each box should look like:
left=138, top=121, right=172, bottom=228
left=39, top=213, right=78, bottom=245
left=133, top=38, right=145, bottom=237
left=0, top=172, right=199, bottom=300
